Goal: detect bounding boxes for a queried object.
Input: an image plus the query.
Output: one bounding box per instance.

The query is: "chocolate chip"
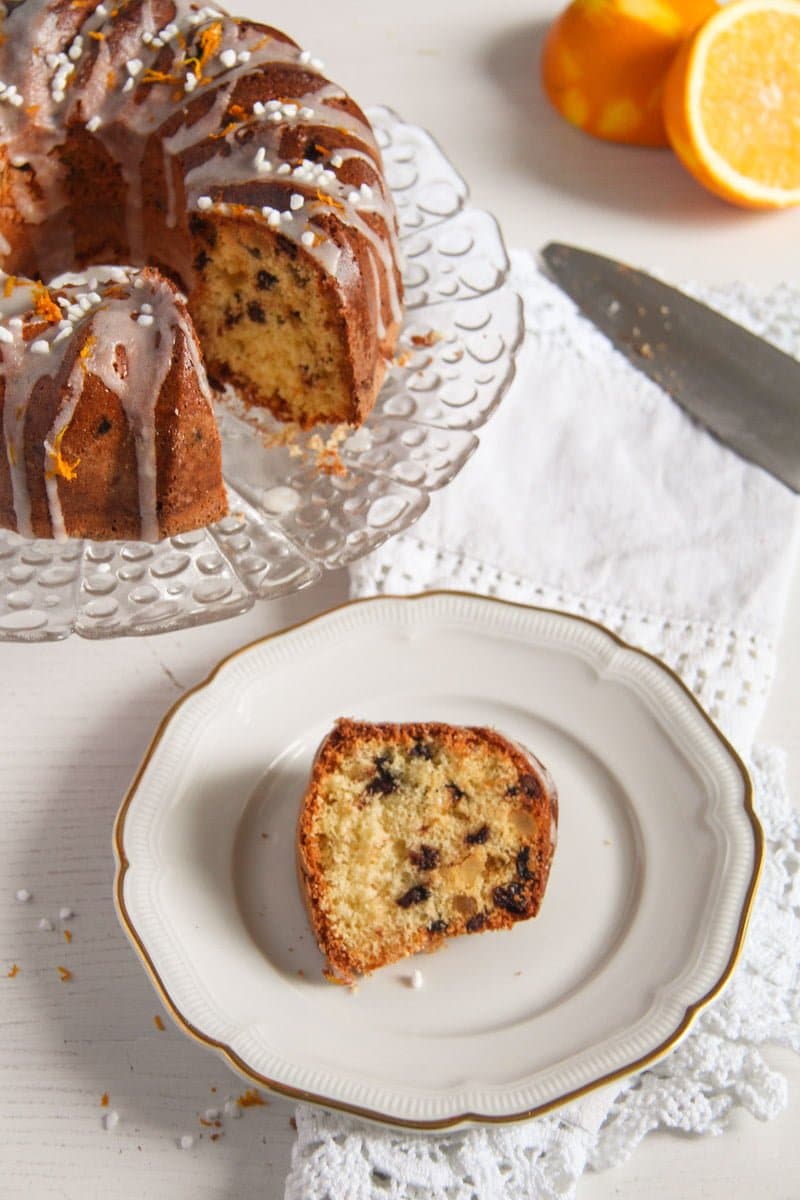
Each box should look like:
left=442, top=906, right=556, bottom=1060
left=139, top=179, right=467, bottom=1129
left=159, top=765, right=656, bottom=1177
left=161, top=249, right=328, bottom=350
left=224, top=311, right=241, bottom=329
left=466, top=913, right=486, bottom=932
left=247, top=245, right=262, bottom=259
left=246, top=301, right=266, bottom=323
left=193, top=249, right=210, bottom=272
left=410, top=844, right=439, bottom=871
left=410, top=740, right=432, bottom=760
left=446, top=781, right=465, bottom=801
left=256, top=270, right=278, bottom=291
left=519, top=773, right=542, bottom=798
left=516, top=846, right=536, bottom=881
left=95, top=416, right=112, bottom=437
left=396, top=884, right=430, bottom=909
left=428, top=919, right=448, bottom=934
left=366, top=755, right=397, bottom=796
left=465, top=824, right=489, bottom=846
left=276, top=233, right=298, bottom=259
left=493, top=882, right=528, bottom=915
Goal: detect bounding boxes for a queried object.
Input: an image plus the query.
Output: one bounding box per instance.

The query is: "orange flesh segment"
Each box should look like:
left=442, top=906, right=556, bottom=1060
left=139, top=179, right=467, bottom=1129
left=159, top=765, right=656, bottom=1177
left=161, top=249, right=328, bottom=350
left=699, top=13, right=800, bottom=189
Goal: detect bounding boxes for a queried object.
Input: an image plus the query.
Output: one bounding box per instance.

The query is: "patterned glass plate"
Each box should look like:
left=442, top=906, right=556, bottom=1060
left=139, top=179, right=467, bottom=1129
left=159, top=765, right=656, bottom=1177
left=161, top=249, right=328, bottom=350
left=0, top=107, right=524, bottom=642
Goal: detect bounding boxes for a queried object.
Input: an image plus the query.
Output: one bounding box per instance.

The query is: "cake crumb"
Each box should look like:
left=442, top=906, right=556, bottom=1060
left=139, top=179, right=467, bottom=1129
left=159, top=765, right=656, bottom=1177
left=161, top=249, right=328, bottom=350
left=6, top=963, right=20, bottom=978
left=237, top=1088, right=266, bottom=1108
left=63, top=929, right=72, bottom=943
left=407, top=969, right=424, bottom=990
left=154, top=1014, right=165, bottom=1031
left=103, top=1110, right=120, bottom=1131
left=178, top=1134, right=195, bottom=1150
left=57, top=965, right=72, bottom=982
left=100, top=1092, right=109, bottom=1107
left=410, top=329, right=443, bottom=348
left=59, top=906, right=74, bottom=921
left=15, top=888, right=32, bottom=903
left=37, top=917, right=53, bottom=931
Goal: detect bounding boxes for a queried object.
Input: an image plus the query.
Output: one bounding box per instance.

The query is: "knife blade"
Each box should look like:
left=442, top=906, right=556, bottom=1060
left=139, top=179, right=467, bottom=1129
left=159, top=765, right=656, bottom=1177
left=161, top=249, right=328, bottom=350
left=541, top=242, right=800, bottom=493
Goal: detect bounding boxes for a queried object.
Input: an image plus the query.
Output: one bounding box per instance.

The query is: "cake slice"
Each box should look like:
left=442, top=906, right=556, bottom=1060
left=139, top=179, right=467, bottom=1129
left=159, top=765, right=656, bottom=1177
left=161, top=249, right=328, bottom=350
left=297, top=719, right=558, bottom=981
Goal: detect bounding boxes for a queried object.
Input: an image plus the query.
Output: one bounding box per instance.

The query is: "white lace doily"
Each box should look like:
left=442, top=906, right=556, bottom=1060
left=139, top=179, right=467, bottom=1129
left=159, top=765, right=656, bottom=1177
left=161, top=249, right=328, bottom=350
left=285, top=258, right=800, bottom=1199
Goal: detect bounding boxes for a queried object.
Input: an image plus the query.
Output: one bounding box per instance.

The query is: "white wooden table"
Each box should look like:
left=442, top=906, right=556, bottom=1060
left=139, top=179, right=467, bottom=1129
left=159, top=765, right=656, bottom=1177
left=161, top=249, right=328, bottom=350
left=2, top=2, right=798, bottom=1197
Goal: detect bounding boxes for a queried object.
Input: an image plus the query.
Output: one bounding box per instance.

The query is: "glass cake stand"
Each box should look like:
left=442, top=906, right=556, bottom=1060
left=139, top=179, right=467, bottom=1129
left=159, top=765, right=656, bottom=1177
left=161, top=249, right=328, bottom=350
left=0, top=107, right=524, bottom=641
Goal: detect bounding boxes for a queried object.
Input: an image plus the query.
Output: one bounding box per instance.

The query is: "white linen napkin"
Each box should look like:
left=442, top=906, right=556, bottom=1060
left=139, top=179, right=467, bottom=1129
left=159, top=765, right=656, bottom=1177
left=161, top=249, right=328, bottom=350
left=285, top=250, right=800, bottom=1199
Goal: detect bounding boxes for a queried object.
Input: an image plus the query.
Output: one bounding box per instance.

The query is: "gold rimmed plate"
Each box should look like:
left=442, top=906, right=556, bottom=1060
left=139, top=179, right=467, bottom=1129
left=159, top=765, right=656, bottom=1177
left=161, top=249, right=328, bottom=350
left=113, top=591, right=761, bottom=1129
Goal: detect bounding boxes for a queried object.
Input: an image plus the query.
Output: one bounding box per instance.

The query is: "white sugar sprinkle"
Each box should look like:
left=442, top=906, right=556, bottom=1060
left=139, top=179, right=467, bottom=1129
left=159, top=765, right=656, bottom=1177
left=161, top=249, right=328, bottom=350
left=237, top=50, right=250, bottom=64
left=267, top=210, right=281, bottom=228
left=15, top=888, right=31, bottom=903
left=178, top=1134, right=195, bottom=1150
left=219, top=49, right=237, bottom=69
left=330, top=153, right=343, bottom=168
left=281, top=210, right=292, bottom=224
left=126, top=58, right=143, bottom=77
left=289, top=193, right=304, bottom=211
left=137, top=314, right=154, bottom=327
left=58, top=906, right=73, bottom=921
left=301, top=231, right=315, bottom=247
left=0, top=326, right=13, bottom=344
left=410, top=969, right=424, bottom=989
left=103, top=1110, right=120, bottom=1131
left=37, top=917, right=53, bottom=931
left=122, top=77, right=134, bottom=93
left=197, top=195, right=213, bottom=210
left=223, top=1099, right=242, bottom=1119
left=86, top=115, right=101, bottom=132
left=277, top=162, right=291, bottom=175
left=184, top=72, right=198, bottom=93
left=140, top=302, right=153, bottom=314
left=204, top=1108, right=221, bottom=1121
left=298, top=50, right=311, bottom=64
left=30, top=340, right=50, bottom=355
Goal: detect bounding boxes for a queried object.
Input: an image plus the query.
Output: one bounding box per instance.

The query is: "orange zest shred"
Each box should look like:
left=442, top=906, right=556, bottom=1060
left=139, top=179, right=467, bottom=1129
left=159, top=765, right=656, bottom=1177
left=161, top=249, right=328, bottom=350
left=100, top=1092, right=109, bottom=1107
left=57, top=965, right=72, bottom=982
left=3, top=276, right=17, bottom=297
left=46, top=427, right=80, bottom=483
left=79, top=334, right=96, bottom=365
left=25, top=104, right=39, bottom=116
left=199, top=1117, right=222, bottom=1127
left=88, top=29, right=105, bottom=40
left=32, top=284, right=62, bottom=325
left=153, top=1014, right=165, bottom=1031
left=6, top=964, right=20, bottom=978
left=7, top=444, right=16, bottom=467
left=141, top=68, right=178, bottom=87
left=63, top=929, right=72, bottom=943
left=314, top=189, right=344, bottom=211
left=237, top=1088, right=266, bottom=1108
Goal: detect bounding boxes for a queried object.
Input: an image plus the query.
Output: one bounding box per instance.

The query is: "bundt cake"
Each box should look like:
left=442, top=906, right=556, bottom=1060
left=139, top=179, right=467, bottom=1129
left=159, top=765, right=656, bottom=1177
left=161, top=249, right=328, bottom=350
left=297, top=720, right=559, bottom=982
left=0, top=0, right=403, bottom=432
left=0, top=266, right=227, bottom=540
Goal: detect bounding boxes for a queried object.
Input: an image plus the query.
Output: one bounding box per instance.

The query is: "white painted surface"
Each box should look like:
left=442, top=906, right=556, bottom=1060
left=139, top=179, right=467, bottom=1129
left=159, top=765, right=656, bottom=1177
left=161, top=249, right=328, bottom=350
left=1, top=1, right=798, bottom=1197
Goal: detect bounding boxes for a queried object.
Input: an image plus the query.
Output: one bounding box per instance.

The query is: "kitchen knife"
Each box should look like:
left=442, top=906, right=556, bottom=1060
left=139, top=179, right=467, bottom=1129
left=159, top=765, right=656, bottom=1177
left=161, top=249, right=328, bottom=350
left=541, top=242, right=800, bottom=493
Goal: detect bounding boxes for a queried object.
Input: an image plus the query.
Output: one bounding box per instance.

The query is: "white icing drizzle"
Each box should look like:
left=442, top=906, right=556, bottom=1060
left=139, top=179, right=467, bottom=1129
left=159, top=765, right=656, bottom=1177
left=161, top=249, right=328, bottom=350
left=0, top=267, right=194, bottom=541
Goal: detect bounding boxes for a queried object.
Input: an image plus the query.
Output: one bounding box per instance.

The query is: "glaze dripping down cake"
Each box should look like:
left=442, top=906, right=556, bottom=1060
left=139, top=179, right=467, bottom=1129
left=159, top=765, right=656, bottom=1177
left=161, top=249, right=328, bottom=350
left=0, top=267, right=227, bottom=540
left=0, top=0, right=404, bottom=539
left=297, top=720, right=559, bottom=981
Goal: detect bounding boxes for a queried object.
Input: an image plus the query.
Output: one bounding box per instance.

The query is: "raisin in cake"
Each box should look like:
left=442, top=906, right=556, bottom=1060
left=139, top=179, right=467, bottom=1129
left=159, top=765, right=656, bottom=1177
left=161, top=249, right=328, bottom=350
left=297, top=719, right=558, bottom=981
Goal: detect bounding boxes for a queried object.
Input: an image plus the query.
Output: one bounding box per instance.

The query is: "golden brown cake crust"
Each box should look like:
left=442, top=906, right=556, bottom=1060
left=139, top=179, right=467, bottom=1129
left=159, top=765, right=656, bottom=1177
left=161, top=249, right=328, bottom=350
left=297, top=719, right=559, bottom=982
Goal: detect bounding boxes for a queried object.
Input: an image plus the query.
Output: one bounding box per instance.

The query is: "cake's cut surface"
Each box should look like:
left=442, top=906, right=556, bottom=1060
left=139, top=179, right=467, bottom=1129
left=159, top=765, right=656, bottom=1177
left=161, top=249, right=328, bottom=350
left=297, top=720, right=558, bottom=981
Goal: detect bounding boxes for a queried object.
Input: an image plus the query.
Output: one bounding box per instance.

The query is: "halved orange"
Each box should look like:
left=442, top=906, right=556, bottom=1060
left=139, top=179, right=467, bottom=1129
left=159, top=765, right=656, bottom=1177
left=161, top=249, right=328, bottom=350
left=541, top=0, right=718, bottom=147
left=662, top=0, right=800, bottom=207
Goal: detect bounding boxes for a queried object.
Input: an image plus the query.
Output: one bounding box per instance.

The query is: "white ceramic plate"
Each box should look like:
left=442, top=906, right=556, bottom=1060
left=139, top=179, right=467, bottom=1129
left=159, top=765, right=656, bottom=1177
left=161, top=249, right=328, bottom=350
left=114, top=592, right=761, bottom=1129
